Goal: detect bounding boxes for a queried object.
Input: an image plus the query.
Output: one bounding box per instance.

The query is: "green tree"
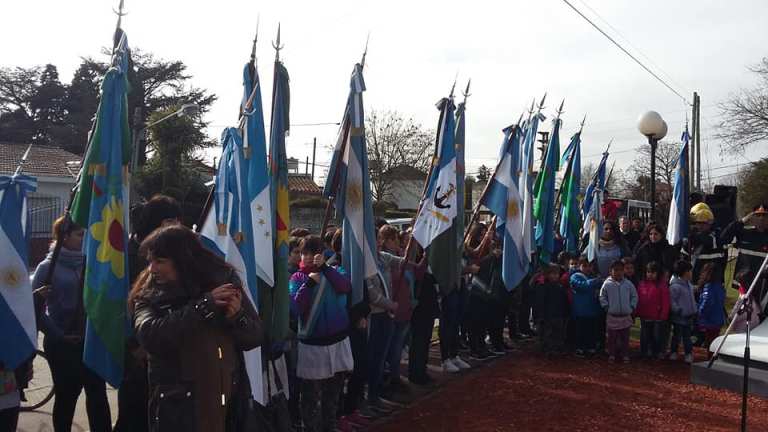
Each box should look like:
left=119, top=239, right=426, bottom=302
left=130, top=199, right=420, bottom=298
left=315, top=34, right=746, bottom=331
left=476, top=164, right=491, bottom=182
left=738, top=158, right=768, bottom=214
left=133, top=106, right=211, bottom=224
left=0, top=66, right=42, bottom=143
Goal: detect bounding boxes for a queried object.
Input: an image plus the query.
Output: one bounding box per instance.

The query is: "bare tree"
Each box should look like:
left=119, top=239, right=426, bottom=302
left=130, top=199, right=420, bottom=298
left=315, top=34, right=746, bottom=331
left=717, top=57, right=768, bottom=153
left=366, top=109, right=433, bottom=202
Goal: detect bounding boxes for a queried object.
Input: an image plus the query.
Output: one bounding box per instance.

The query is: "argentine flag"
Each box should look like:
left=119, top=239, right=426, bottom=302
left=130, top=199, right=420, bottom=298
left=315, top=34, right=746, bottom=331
left=667, top=128, right=690, bottom=246
left=519, top=112, right=545, bottom=261
left=200, top=128, right=264, bottom=404
left=0, top=173, right=37, bottom=369
left=329, top=63, right=379, bottom=305
left=482, top=125, right=529, bottom=291
left=582, top=152, right=608, bottom=261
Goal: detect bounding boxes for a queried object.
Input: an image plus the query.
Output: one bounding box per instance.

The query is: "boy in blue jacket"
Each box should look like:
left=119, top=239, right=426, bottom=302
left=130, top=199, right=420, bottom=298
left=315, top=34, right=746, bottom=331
left=570, top=258, right=603, bottom=357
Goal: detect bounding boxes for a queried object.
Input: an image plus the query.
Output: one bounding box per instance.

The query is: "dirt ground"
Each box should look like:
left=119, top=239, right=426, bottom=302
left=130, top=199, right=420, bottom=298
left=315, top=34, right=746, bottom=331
left=371, top=343, right=768, bottom=432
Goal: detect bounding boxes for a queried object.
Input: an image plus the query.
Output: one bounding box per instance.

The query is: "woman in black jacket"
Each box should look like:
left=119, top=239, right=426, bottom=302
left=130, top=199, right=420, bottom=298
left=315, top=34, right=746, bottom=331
left=635, top=224, right=677, bottom=280
left=129, top=225, right=263, bottom=432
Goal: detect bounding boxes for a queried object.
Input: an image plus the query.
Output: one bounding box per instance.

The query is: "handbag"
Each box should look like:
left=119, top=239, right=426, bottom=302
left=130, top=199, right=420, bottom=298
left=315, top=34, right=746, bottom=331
left=241, top=357, right=294, bottom=432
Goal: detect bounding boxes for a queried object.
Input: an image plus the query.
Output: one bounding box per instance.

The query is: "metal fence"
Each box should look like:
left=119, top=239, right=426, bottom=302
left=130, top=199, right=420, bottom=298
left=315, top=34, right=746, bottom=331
left=28, top=195, right=64, bottom=239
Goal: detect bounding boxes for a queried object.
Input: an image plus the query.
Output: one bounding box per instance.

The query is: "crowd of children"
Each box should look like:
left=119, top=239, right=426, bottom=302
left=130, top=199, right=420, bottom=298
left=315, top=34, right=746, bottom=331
left=278, top=216, right=736, bottom=431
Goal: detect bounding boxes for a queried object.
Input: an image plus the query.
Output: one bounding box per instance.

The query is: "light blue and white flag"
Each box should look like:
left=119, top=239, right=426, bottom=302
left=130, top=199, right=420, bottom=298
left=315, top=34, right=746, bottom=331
left=0, top=173, right=37, bottom=369
left=324, top=62, right=378, bottom=305
left=519, top=111, right=545, bottom=261
left=241, top=61, right=274, bottom=287
left=481, top=125, right=528, bottom=291
left=667, top=127, right=690, bottom=245
left=200, top=128, right=264, bottom=404
left=582, top=151, right=609, bottom=261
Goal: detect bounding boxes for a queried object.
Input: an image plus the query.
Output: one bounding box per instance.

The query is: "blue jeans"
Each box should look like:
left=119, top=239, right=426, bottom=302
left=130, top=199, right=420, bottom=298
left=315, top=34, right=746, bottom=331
left=670, top=322, right=693, bottom=355
left=387, top=322, right=410, bottom=382
left=367, top=312, right=394, bottom=404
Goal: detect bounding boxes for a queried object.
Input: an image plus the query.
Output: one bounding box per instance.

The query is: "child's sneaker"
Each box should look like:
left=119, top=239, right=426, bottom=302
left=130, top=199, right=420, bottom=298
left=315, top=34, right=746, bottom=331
left=623, top=357, right=630, bottom=364
left=668, top=352, right=678, bottom=361
left=608, top=356, right=616, bottom=363
left=452, top=356, right=472, bottom=370
left=442, top=359, right=460, bottom=373
left=685, top=353, right=694, bottom=364
left=575, top=349, right=585, bottom=358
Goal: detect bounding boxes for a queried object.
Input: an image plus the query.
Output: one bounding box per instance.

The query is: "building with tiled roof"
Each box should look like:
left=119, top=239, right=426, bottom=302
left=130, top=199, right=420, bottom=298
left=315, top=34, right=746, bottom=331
left=1, top=143, right=83, bottom=264
left=288, top=173, right=322, bottom=197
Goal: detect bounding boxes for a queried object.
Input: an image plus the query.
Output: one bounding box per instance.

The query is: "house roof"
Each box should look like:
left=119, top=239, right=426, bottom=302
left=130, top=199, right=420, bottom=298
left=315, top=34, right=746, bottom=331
left=0, top=143, right=81, bottom=178
left=288, top=174, right=321, bottom=195
left=384, top=165, right=427, bottom=180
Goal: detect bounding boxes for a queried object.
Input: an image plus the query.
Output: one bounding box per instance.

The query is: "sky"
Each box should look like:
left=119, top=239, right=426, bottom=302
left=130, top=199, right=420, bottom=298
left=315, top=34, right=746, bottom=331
left=2, top=0, right=767, bottom=186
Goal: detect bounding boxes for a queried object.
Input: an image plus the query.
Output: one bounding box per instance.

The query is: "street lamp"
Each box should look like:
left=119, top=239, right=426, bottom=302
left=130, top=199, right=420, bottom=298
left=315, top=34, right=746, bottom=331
left=130, top=103, right=200, bottom=172
left=637, top=111, right=667, bottom=221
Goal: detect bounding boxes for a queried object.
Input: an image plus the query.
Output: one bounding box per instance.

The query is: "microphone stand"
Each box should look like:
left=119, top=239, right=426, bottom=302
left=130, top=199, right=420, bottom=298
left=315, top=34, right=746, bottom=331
left=739, top=294, right=753, bottom=432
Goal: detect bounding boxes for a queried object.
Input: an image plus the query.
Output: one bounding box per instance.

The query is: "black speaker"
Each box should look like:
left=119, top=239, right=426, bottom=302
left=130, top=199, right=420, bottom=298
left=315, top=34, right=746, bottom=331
left=705, top=185, right=738, bottom=232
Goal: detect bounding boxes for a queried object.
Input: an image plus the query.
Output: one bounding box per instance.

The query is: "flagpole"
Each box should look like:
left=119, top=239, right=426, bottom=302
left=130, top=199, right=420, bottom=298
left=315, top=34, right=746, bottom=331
left=320, top=40, right=369, bottom=235
left=320, top=117, right=351, bottom=235
left=13, top=144, right=33, bottom=176
left=400, top=82, right=458, bottom=270
left=553, top=115, right=585, bottom=227
left=197, top=26, right=261, bottom=231
left=43, top=7, right=126, bottom=287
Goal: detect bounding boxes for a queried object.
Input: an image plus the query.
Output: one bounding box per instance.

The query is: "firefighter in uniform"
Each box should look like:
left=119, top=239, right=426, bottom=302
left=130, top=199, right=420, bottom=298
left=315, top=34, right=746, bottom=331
left=682, top=203, right=727, bottom=286
left=681, top=203, right=727, bottom=346
left=721, top=203, right=768, bottom=317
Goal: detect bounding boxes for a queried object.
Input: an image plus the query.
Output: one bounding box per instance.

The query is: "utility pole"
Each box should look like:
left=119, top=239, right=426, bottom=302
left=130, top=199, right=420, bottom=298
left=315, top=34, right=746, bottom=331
left=305, top=156, right=309, bottom=175
left=690, top=92, right=697, bottom=193
left=695, top=93, right=702, bottom=191
left=311, top=137, right=317, bottom=181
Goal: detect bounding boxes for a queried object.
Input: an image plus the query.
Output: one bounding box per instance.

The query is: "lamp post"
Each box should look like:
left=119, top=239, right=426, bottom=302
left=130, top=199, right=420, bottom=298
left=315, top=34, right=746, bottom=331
left=130, top=103, right=200, bottom=173
left=637, top=111, right=667, bottom=221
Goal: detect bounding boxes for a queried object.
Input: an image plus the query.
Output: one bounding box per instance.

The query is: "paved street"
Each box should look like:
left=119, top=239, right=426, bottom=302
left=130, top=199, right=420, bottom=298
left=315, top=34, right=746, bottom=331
left=17, top=336, right=118, bottom=432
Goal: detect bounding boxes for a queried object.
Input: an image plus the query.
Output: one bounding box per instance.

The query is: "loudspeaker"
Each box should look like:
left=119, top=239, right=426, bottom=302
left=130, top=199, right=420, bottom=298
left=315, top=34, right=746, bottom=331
left=705, top=185, right=738, bottom=232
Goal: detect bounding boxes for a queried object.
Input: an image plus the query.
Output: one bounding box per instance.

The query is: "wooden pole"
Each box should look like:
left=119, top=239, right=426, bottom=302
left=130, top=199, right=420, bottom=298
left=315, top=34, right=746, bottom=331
left=320, top=118, right=351, bottom=235
left=311, top=137, right=317, bottom=181
left=695, top=93, right=702, bottom=191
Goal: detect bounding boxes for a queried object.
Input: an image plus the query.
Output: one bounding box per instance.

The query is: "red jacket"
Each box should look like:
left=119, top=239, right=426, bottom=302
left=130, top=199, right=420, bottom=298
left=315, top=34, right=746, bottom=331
left=635, top=279, right=670, bottom=321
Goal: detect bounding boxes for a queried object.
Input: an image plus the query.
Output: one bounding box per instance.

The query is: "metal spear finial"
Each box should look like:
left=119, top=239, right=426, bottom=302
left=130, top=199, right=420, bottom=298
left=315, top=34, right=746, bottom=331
left=14, top=144, right=32, bottom=176
left=537, top=92, right=548, bottom=112
left=361, top=32, right=370, bottom=67
left=272, top=23, right=284, bottom=61
left=449, top=72, right=458, bottom=99
left=250, top=16, right=260, bottom=65
left=578, top=114, right=587, bottom=134
left=113, top=0, right=126, bottom=30
left=555, top=99, right=565, bottom=118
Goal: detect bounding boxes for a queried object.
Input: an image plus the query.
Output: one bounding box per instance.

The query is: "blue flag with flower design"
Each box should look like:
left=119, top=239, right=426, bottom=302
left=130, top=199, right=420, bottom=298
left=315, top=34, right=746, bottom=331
left=69, top=30, right=131, bottom=387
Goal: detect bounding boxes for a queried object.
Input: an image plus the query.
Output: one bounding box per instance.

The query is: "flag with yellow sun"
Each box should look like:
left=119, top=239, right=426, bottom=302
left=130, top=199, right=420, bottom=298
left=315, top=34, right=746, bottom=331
left=69, top=29, right=131, bottom=388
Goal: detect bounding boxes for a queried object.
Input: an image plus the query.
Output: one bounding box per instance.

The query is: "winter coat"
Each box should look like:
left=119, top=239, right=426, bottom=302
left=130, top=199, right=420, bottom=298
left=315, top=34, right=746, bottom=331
left=595, top=239, right=629, bottom=278
left=697, top=282, right=726, bottom=329
left=599, top=277, right=638, bottom=316
left=533, top=280, right=570, bottom=321
left=634, top=239, right=677, bottom=278
left=570, top=272, right=603, bottom=318
left=366, top=252, right=404, bottom=315
left=635, top=279, right=670, bottom=321
left=133, top=270, right=263, bottom=432
left=30, top=246, right=85, bottom=341
left=291, top=263, right=351, bottom=345
left=669, top=276, right=697, bottom=325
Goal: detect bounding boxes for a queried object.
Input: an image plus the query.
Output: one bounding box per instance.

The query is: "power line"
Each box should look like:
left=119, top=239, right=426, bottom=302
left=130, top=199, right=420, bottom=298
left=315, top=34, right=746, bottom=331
left=560, top=0, right=691, bottom=105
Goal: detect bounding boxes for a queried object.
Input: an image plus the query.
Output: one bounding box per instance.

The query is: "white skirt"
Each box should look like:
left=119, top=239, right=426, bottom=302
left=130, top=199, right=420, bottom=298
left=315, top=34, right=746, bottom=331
left=297, top=337, right=354, bottom=380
